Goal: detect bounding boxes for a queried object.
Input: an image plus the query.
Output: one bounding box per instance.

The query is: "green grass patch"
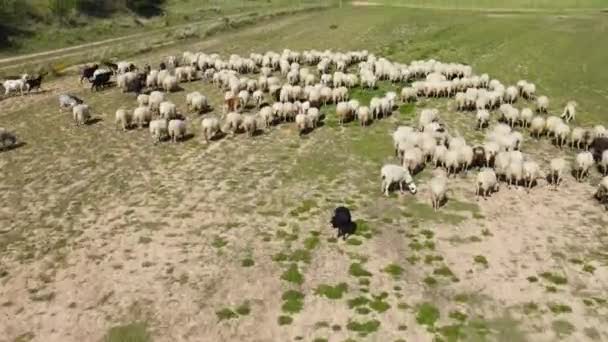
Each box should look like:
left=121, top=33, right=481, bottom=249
left=289, top=249, right=312, bottom=264
left=449, top=311, right=468, bottom=322
left=281, top=290, right=304, bottom=314
left=552, top=320, right=575, bottom=338
left=105, top=322, right=150, bottom=342
left=241, top=258, right=255, bottom=267
left=416, top=303, right=440, bottom=327
left=349, top=263, right=372, bottom=277
left=539, top=272, right=568, bottom=285
left=369, top=298, right=390, bottom=313
left=315, top=283, right=348, bottom=300
left=216, top=308, right=238, bottom=321
left=523, top=302, right=539, bottom=315
left=348, top=296, right=370, bottom=308
left=433, top=265, right=455, bottom=277
left=346, top=237, right=363, bottom=246
left=423, top=276, right=438, bottom=286
left=353, top=219, right=374, bottom=239
left=474, top=255, right=488, bottom=267
left=235, top=302, right=251, bottom=316
left=346, top=319, right=381, bottom=336
left=526, top=276, right=538, bottom=283
left=583, top=264, right=595, bottom=274
left=304, top=236, right=320, bottom=250
left=406, top=255, right=420, bottom=264
left=383, top=263, right=404, bottom=278
left=289, top=199, right=318, bottom=217
left=438, top=324, right=465, bottom=341
left=281, top=263, right=304, bottom=285
left=211, top=236, right=227, bottom=248
left=548, top=303, right=572, bottom=314
left=278, top=315, right=293, bottom=325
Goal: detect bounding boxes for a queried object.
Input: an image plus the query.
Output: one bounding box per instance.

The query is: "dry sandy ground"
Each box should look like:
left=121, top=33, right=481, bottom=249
left=1, top=12, right=607, bottom=342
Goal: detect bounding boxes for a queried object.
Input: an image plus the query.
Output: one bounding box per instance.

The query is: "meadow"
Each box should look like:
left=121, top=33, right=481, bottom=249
left=0, top=3, right=607, bottom=342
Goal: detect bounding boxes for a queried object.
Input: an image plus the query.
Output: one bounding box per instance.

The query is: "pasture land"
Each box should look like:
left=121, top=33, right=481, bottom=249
left=1, top=4, right=607, bottom=342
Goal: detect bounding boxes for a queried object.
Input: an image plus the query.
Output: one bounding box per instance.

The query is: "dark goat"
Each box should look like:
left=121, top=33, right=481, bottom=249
left=590, top=137, right=608, bottom=162
left=80, top=64, right=98, bottom=83
left=159, top=62, right=167, bottom=70
left=330, top=206, right=356, bottom=240
left=26, top=73, right=45, bottom=92
left=90, top=71, right=112, bottom=91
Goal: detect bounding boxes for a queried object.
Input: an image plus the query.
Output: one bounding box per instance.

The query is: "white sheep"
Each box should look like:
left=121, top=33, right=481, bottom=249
left=2, top=78, right=29, bottom=96
left=505, top=86, right=518, bottom=104
left=483, top=141, right=500, bottom=167
left=593, top=125, right=606, bottom=139
left=223, top=112, right=243, bottom=135
left=520, top=108, right=533, bottom=127
left=201, top=117, right=220, bottom=142
left=444, top=149, right=460, bottom=176
left=306, top=107, right=320, bottom=128
left=601, top=151, right=608, bottom=176
left=530, top=116, right=546, bottom=138
left=476, top=109, right=489, bottom=129
left=548, top=158, right=567, bottom=188
left=137, top=94, right=149, bottom=107
left=574, top=151, right=594, bottom=181
left=357, top=106, right=371, bottom=126
left=295, top=113, right=308, bottom=134
left=168, top=119, right=187, bottom=142
left=252, top=90, right=264, bottom=108
left=238, top=90, right=250, bottom=111
left=536, top=96, right=549, bottom=113
left=432, top=144, right=447, bottom=168
left=458, top=145, right=474, bottom=171
left=133, top=106, right=151, bottom=129
left=72, top=104, right=90, bottom=126
left=403, top=147, right=424, bottom=174
left=148, top=91, right=165, bottom=113
left=191, top=94, right=209, bottom=114
left=115, top=109, right=132, bottom=131
left=554, top=122, right=570, bottom=148
left=336, top=102, right=351, bottom=125
left=381, top=164, right=417, bottom=196
left=522, top=160, right=542, bottom=189
left=162, top=75, right=179, bottom=92
left=561, top=101, right=577, bottom=122
left=258, top=106, right=273, bottom=129
left=159, top=101, right=178, bottom=120
left=149, top=119, right=168, bottom=143
left=401, top=87, right=417, bottom=103
left=429, top=174, right=448, bottom=211
left=570, top=127, right=588, bottom=149
left=242, top=114, right=258, bottom=137
left=506, top=159, right=523, bottom=187
left=476, top=168, right=499, bottom=199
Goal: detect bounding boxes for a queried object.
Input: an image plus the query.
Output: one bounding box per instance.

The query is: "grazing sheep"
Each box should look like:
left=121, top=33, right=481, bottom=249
left=548, top=158, right=567, bottom=188
left=561, top=101, right=577, bottom=122
left=355, top=105, right=370, bottom=125
left=530, top=116, right=546, bottom=138
left=595, top=176, right=608, bottom=209
left=554, top=122, right=571, bottom=148
left=295, top=113, right=308, bottom=135
left=476, top=168, right=499, bottom=199
left=483, top=141, right=500, bottom=167
left=0, top=128, right=17, bottom=150
left=168, top=119, right=187, bottom=142
left=403, top=147, right=424, bottom=174
left=2, top=78, right=29, bottom=96
left=520, top=108, right=533, bottom=127
left=429, top=174, right=448, bottom=211
left=223, top=112, right=243, bottom=135
left=159, top=101, right=178, bottom=120
left=506, top=159, right=523, bottom=187
left=400, top=87, right=417, bottom=103
left=476, top=109, right=489, bottom=129
left=432, top=145, right=447, bottom=168
left=201, top=117, right=220, bottom=142
left=590, top=137, right=608, bottom=161
left=242, top=114, right=258, bottom=137
left=381, top=164, right=417, bottom=196
left=536, top=96, right=549, bottom=113
left=149, top=119, right=168, bottom=143
left=522, top=160, right=542, bottom=189
left=162, top=75, right=179, bottom=92
left=258, top=106, right=274, bottom=129
left=593, top=125, right=606, bottom=139
left=137, top=94, right=150, bottom=107
left=601, top=150, right=608, bottom=175
left=458, top=145, right=474, bottom=172
left=505, top=86, right=518, bottom=104
left=72, top=104, right=90, bottom=126
left=444, top=149, right=460, bottom=176
left=330, top=206, right=356, bottom=240
left=238, top=90, right=250, bottom=111
left=133, top=106, right=152, bottom=129
left=115, top=109, right=132, bottom=131
left=336, top=102, right=352, bottom=125
left=252, top=90, right=264, bottom=108
left=306, top=107, right=320, bottom=128
left=570, top=127, right=588, bottom=149
left=574, top=151, right=594, bottom=181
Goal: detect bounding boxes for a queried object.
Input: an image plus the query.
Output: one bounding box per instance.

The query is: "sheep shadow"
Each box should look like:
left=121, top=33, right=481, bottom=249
left=86, top=117, right=103, bottom=125
left=436, top=195, right=448, bottom=209
left=0, top=141, right=26, bottom=152
left=178, top=133, right=195, bottom=142
left=209, top=131, right=227, bottom=141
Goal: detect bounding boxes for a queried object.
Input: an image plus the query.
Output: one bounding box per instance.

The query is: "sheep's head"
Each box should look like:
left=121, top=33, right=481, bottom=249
left=407, top=182, right=417, bottom=194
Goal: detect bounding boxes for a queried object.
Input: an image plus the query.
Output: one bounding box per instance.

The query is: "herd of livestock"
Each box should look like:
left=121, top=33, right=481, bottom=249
left=1, top=48, right=607, bottom=209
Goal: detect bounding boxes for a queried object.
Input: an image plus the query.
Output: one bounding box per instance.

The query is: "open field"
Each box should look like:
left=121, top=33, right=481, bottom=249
left=1, top=3, right=608, bottom=342
left=362, top=0, right=608, bottom=10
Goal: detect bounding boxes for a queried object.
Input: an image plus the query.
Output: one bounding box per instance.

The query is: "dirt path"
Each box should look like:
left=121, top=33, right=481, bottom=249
left=350, top=0, right=607, bottom=12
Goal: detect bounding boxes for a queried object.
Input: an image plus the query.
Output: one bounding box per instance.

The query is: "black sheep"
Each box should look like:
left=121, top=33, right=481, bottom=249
left=26, top=73, right=45, bottom=92
left=80, top=64, right=98, bottom=83
left=89, top=71, right=112, bottom=91
left=330, top=206, right=356, bottom=240
left=590, top=137, right=608, bottom=162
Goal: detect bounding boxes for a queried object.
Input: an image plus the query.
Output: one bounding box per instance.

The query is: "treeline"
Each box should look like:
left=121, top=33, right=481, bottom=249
left=0, top=0, right=165, bottom=45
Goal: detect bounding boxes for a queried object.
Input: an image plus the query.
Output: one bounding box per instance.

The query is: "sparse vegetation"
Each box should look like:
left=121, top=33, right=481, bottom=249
left=416, top=303, right=440, bottom=327
left=105, top=322, right=150, bottom=342
left=539, top=272, right=568, bottom=285
left=281, top=263, right=304, bottom=285
left=315, top=283, right=348, bottom=300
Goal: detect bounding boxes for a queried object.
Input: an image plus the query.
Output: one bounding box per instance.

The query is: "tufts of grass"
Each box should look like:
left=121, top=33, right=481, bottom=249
left=138, top=236, right=152, bottom=244
left=241, top=258, right=255, bottom=267
left=424, top=255, right=443, bottom=264
left=527, top=276, right=538, bottom=283
left=281, top=263, right=304, bottom=285
left=449, top=311, right=468, bottom=322
left=548, top=303, right=573, bottom=314
left=420, top=229, right=434, bottom=239
left=406, top=255, right=420, bottom=264
left=105, top=323, right=150, bottom=342
left=433, top=265, right=454, bottom=278
left=348, top=296, right=370, bottom=308
left=289, top=249, right=312, bottom=264
left=369, top=297, right=390, bottom=313
left=211, top=236, right=227, bottom=248
left=315, top=283, right=348, bottom=300
left=523, top=302, right=539, bottom=315
left=539, top=272, right=568, bottom=285
left=282, top=290, right=304, bottom=314
left=349, top=263, right=372, bottom=277
left=235, top=301, right=251, bottom=316
left=546, top=286, right=558, bottom=293
left=312, top=338, right=328, bottom=342
left=356, top=307, right=371, bottom=315
left=278, top=315, right=293, bottom=325
left=216, top=308, right=238, bottom=321
left=473, top=255, right=488, bottom=267
left=423, top=276, right=438, bottom=286
left=582, top=264, right=595, bottom=274
left=304, top=236, right=320, bottom=250
left=346, top=319, right=381, bottom=336
left=416, top=303, right=440, bottom=327
left=353, top=219, right=374, bottom=239
left=346, top=237, right=363, bottom=246
left=552, top=320, right=575, bottom=337
left=314, top=321, right=330, bottom=329
left=332, top=324, right=341, bottom=331
left=383, top=263, right=403, bottom=278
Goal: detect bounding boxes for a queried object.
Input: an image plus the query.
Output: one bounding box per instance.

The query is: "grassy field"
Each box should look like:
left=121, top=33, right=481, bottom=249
left=371, top=0, right=608, bottom=10
left=1, top=3, right=607, bottom=342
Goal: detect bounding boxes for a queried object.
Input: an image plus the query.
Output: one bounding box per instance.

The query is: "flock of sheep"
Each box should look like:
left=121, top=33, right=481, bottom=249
left=2, top=47, right=608, bottom=210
